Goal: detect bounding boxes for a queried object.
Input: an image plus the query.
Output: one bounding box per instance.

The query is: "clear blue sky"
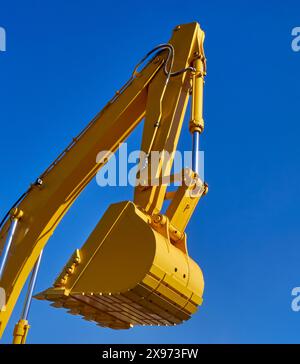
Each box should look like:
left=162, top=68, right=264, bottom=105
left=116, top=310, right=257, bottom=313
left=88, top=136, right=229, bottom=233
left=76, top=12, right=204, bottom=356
left=1, top=0, right=300, bottom=343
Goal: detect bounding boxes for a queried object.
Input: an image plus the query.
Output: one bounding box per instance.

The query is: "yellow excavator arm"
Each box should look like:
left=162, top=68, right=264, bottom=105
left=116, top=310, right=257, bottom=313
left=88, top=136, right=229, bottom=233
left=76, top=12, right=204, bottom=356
left=0, top=22, right=207, bottom=342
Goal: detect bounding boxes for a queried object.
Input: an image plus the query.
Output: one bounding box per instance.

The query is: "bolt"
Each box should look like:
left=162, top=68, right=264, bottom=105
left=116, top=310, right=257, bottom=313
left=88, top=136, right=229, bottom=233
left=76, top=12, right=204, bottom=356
left=153, top=56, right=161, bottom=64
left=35, top=178, right=43, bottom=186
left=10, top=207, right=23, bottom=219
left=153, top=214, right=162, bottom=224
left=203, top=182, right=209, bottom=195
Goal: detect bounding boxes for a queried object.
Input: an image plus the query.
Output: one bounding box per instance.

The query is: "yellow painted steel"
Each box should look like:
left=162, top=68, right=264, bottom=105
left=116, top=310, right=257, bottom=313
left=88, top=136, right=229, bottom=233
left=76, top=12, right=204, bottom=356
left=166, top=168, right=208, bottom=235
left=0, top=22, right=207, bottom=339
left=36, top=201, right=204, bottom=328
left=12, top=319, right=30, bottom=344
left=189, top=54, right=206, bottom=134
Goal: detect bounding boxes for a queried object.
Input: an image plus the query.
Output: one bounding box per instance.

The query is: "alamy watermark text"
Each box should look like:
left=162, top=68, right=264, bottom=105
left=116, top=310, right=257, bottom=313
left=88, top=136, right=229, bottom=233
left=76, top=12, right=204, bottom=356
left=0, top=26, right=6, bottom=52
left=291, top=27, right=300, bottom=52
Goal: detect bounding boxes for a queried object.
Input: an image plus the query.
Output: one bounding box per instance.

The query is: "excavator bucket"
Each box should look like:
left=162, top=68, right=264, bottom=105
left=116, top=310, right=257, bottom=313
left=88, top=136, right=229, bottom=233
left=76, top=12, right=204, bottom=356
left=35, top=201, right=204, bottom=329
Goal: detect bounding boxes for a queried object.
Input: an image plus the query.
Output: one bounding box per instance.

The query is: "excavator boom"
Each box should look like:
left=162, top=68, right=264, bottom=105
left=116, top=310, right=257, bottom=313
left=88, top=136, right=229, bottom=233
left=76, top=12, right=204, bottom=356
left=0, top=22, right=207, bottom=341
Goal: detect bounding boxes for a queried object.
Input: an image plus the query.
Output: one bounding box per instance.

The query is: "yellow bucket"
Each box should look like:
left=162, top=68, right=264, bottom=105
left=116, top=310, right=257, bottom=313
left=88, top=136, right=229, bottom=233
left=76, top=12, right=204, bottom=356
left=35, top=201, right=204, bottom=329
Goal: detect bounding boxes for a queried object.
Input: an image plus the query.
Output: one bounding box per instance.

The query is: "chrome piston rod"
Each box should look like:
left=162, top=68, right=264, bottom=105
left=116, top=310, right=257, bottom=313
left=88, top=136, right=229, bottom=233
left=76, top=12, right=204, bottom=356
left=21, top=250, right=43, bottom=320
left=12, top=250, right=43, bottom=344
left=192, top=131, right=200, bottom=175
left=0, top=218, right=18, bottom=280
